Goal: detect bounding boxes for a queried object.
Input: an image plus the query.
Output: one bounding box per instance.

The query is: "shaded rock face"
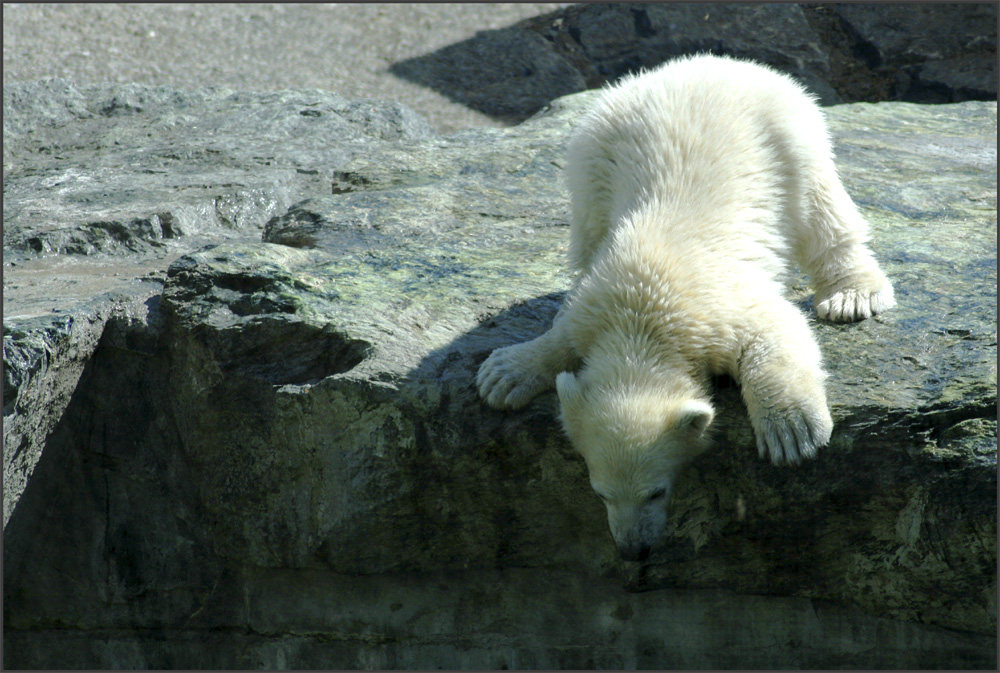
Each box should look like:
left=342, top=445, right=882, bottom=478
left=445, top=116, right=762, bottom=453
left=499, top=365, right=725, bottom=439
left=3, top=78, right=997, bottom=669
left=391, top=2, right=997, bottom=122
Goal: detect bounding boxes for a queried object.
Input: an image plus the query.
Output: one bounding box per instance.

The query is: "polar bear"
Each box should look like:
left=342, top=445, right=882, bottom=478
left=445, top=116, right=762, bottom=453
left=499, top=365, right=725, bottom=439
left=477, top=54, right=895, bottom=561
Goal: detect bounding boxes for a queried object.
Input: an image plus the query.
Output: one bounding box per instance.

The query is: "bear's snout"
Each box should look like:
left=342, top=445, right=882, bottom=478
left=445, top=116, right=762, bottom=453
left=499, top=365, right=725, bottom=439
left=606, top=498, right=670, bottom=563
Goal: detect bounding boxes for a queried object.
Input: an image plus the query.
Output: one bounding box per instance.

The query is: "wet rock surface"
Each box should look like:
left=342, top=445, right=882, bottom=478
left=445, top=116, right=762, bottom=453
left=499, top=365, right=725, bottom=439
left=3, top=78, right=996, bottom=670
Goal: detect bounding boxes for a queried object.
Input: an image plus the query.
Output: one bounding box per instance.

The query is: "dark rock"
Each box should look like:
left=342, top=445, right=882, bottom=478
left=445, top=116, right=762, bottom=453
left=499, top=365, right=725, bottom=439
left=829, top=3, right=997, bottom=66
left=3, top=77, right=996, bottom=668
left=395, top=3, right=842, bottom=114
left=827, top=3, right=998, bottom=103
left=906, top=53, right=999, bottom=103
left=543, top=3, right=840, bottom=102
left=391, top=3, right=996, bottom=124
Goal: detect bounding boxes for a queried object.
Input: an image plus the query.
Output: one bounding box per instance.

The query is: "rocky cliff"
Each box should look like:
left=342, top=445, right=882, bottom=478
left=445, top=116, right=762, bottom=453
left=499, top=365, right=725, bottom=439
left=3, top=73, right=997, bottom=669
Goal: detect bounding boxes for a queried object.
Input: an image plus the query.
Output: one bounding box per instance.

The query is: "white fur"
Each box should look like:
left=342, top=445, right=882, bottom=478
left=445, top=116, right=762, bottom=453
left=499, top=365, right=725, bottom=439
left=477, top=54, right=895, bottom=561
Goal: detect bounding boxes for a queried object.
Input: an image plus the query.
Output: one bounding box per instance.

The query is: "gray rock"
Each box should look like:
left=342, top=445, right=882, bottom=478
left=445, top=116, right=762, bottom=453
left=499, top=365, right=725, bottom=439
left=2, top=79, right=435, bottom=529
left=3, top=81, right=996, bottom=669
left=2, top=306, right=129, bottom=530
left=2, top=79, right=434, bottom=259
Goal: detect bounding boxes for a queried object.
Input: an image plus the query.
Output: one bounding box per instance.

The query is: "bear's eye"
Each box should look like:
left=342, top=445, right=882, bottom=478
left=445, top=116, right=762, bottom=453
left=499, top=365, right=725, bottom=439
left=594, top=490, right=610, bottom=502
left=647, top=488, right=667, bottom=501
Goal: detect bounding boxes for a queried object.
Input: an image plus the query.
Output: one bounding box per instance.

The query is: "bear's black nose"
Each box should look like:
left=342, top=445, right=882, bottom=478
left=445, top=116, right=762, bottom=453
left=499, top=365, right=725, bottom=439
left=618, top=543, right=650, bottom=562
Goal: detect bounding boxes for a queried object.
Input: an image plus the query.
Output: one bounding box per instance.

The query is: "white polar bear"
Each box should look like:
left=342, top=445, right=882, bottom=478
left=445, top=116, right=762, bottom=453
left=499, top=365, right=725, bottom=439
left=477, top=54, right=895, bottom=562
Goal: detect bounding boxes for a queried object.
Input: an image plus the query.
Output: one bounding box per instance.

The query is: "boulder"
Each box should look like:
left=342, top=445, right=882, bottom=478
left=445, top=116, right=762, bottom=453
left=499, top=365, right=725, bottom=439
left=390, top=3, right=997, bottom=122
left=3, top=77, right=996, bottom=668
left=392, top=3, right=842, bottom=115
left=828, top=3, right=998, bottom=102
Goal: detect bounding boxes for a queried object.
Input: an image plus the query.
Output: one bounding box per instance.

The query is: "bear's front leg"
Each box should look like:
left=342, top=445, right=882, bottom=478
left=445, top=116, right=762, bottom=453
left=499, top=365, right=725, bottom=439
left=736, top=302, right=834, bottom=465
left=477, top=312, right=579, bottom=410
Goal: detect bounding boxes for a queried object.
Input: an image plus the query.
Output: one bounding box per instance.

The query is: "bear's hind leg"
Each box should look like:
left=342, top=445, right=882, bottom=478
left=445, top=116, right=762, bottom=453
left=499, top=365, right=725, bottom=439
left=737, top=299, right=834, bottom=465
left=796, top=166, right=896, bottom=322
left=477, top=311, right=579, bottom=410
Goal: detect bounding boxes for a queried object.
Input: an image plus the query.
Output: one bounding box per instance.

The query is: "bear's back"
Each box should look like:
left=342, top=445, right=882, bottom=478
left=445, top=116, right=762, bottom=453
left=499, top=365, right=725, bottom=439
left=565, top=54, right=830, bottom=275
left=579, top=54, right=824, bottom=207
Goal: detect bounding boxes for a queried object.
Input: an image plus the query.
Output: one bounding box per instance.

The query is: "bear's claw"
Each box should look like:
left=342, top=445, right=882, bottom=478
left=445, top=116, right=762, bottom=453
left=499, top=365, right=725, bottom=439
left=754, top=404, right=832, bottom=466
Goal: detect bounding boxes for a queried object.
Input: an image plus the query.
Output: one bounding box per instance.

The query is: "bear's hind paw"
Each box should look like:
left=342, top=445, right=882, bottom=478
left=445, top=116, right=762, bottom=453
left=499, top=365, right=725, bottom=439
left=815, top=278, right=896, bottom=323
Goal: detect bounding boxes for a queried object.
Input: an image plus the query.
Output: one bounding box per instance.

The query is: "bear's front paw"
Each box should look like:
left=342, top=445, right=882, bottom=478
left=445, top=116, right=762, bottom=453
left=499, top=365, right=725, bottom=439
left=753, top=402, right=832, bottom=466
left=815, top=275, right=896, bottom=323
left=477, top=343, right=552, bottom=410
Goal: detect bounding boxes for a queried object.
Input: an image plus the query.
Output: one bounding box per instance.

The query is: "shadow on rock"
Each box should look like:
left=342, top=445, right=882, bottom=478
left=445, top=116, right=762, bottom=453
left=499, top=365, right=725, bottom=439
left=387, top=3, right=842, bottom=124
left=389, top=24, right=587, bottom=125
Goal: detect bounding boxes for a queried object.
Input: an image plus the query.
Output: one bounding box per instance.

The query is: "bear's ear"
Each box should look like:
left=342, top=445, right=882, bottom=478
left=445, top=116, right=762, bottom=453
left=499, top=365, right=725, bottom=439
left=675, top=399, right=714, bottom=435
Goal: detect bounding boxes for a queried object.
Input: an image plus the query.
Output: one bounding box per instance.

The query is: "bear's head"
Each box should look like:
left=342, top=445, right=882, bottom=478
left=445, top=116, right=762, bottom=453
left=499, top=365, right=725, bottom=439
left=556, top=370, right=713, bottom=562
